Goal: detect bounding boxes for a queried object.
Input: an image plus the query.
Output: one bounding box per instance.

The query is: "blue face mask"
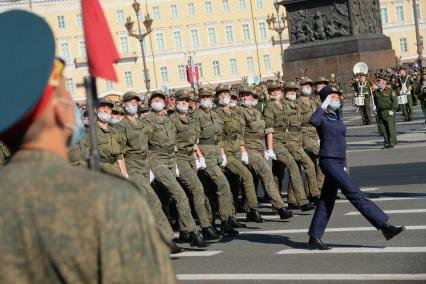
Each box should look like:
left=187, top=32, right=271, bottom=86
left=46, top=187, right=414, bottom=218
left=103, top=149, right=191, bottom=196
left=109, top=117, right=123, bottom=125
left=97, top=111, right=111, bottom=123
left=219, top=97, right=230, bottom=106
left=125, top=105, right=138, bottom=115
left=328, top=100, right=341, bottom=111
left=68, top=106, right=84, bottom=148
left=200, top=99, right=213, bottom=109
left=151, top=102, right=164, bottom=112
left=240, top=100, right=252, bottom=107
left=176, top=104, right=189, bottom=113
left=252, top=99, right=258, bottom=106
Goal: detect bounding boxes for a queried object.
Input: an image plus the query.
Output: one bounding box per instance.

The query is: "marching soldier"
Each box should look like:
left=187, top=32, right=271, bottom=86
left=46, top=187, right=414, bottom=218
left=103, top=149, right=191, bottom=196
left=373, top=71, right=398, bottom=149
left=110, top=105, right=125, bottom=126
left=415, top=67, right=426, bottom=123
left=396, top=66, right=414, bottom=121
left=353, top=72, right=373, bottom=125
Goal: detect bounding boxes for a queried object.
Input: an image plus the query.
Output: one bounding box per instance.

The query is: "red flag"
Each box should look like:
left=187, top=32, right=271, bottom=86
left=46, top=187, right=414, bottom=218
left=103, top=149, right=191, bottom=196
left=81, top=0, right=119, bottom=82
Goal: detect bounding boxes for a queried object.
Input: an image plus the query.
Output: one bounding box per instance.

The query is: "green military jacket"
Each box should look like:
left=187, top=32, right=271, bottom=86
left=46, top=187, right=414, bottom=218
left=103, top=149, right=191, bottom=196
left=263, top=100, right=286, bottom=144
left=169, top=111, right=198, bottom=161
left=373, top=87, right=398, bottom=112
left=143, top=112, right=176, bottom=166
left=416, top=80, right=426, bottom=101
left=192, top=108, right=223, bottom=164
left=282, top=99, right=303, bottom=147
left=0, top=141, right=10, bottom=167
left=238, top=105, right=266, bottom=152
left=68, top=127, right=88, bottom=167
left=216, top=106, right=245, bottom=158
left=298, top=96, right=319, bottom=139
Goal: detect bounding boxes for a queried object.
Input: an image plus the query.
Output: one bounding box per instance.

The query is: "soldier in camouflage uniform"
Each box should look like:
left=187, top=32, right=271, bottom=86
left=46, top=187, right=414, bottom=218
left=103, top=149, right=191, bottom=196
left=193, top=87, right=240, bottom=236
left=0, top=141, right=10, bottom=167
left=215, top=84, right=264, bottom=223
left=263, top=81, right=315, bottom=211
left=0, top=11, right=177, bottom=282
left=237, top=85, right=294, bottom=219
left=169, top=89, right=219, bottom=241
left=144, top=91, right=207, bottom=247
left=109, top=105, right=125, bottom=126
left=415, top=68, right=426, bottom=123
left=282, top=82, right=321, bottom=204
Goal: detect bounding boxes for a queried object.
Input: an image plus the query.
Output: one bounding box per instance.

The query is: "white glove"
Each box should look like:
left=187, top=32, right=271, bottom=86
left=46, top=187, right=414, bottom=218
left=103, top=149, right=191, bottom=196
left=149, top=170, right=155, bottom=183
left=321, top=95, right=332, bottom=110
left=264, top=149, right=276, bottom=160
left=389, top=110, right=394, bottom=116
left=317, top=139, right=321, bottom=145
left=199, top=156, right=207, bottom=169
left=241, top=152, right=249, bottom=165
left=175, top=164, right=180, bottom=177
left=195, top=158, right=202, bottom=170
left=221, top=154, right=227, bottom=168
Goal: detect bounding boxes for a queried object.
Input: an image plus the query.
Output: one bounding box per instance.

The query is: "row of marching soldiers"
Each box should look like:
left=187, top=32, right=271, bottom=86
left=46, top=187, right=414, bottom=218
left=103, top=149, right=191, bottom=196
left=66, top=77, right=333, bottom=252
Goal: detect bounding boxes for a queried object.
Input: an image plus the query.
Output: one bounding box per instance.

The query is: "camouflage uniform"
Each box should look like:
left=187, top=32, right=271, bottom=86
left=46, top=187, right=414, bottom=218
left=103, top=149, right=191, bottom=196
left=68, top=127, right=88, bottom=167
left=0, top=150, right=177, bottom=284
left=0, top=141, right=10, bottom=167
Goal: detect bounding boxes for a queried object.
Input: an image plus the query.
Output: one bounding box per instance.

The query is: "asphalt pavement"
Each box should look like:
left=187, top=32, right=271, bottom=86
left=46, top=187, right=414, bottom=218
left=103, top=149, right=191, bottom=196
left=171, top=103, right=426, bottom=283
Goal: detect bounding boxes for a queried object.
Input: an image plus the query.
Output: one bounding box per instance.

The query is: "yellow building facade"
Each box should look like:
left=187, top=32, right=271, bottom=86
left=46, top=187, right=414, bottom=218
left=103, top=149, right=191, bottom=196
left=0, top=0, right=424, bottom=100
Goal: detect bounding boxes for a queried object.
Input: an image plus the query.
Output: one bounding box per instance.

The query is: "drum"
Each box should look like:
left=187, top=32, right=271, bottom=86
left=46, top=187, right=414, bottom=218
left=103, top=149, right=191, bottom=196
left=354, top=96, right=365, bottom=106
left=398, top=94, right=408, bottom=105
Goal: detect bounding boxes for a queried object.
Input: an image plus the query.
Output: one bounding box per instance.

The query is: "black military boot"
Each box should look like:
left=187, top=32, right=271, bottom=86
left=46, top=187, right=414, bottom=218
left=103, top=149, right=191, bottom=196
left=229, top=218, right=247, bottom=228
left=381, top=223, right=406, bottom=240
left=300, top=203, right=315, bottom=212
left=178, top=231, right=190, bottom=243
left=170, top=241, right=184, bottom=254
left=287, top=203, right=300, bottom=210
left=202, top=226, right=220, bottom=240
left=220, top=220, right=239, bottom=236
left=309, top=196, right=320, bottom=205
left=278, top=207, right=294, bottom=219
left=246, top=209, right=265, bottom=223
left=308, top=237, right=332, bottom=250
left=190, top=231, right=208, bottom=247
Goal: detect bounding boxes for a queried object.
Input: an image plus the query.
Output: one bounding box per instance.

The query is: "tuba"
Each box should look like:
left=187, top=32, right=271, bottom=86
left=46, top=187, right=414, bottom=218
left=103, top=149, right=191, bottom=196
left=353, top=62, right=369, bottom=76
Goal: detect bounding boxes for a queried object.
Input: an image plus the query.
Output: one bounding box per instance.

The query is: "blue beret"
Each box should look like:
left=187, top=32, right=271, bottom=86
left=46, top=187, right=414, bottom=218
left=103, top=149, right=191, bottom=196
left=319, top=85, right=343, bottom=102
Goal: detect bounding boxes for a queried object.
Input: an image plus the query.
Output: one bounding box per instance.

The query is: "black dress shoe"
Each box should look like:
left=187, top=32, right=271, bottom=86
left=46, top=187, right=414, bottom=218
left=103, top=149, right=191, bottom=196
left=190, top=232, right=208, bottom=247
left=178, top=231, right=190, bottom=243
left=287, top=203, right=300, bottom=210
left=278, top=208, right=294, bottom=219
left=229, top=218, right=247, bottom=228
left=308, top=237, right=332, bottom=250
left=202, top=226, right=220, bottom=240
left=220, top=220, right=239, bottom=236
left=381, top=223, right=406, bottom=240
left=309, top=196, right=320, bottom=205
left=170, top=241, right=184, bottom=254
left=300, top=203, right=315, bottom=212
left=246, top=209, right=265, bottom=223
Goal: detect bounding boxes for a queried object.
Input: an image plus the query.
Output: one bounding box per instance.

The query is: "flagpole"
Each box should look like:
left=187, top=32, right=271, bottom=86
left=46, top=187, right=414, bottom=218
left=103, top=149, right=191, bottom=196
left=84, top=76, right=100, bottom=171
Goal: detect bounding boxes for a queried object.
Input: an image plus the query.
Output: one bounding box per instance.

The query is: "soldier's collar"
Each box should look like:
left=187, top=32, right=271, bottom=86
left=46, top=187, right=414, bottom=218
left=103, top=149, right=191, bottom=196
left=10, top=149, right=66, bottom=163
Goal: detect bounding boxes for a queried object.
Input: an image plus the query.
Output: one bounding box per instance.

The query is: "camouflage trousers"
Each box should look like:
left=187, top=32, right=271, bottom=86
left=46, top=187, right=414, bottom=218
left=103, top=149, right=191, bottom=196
left=302, top=136, right=325, bottom=189
left=246, top=149, right=285, bottom=210
left=273, top=143, right=309, bottom=206
left=177, top=158, right=213, bottom=228
left=151, top=162, right=198, bottom=233
left=126, top=159, right=174, bottom=241
left=225, top=156, right=258, bottom=214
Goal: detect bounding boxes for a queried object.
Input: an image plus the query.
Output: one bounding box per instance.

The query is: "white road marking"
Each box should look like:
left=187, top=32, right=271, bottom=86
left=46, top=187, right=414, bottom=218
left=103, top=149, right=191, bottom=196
left=238, top=225, right=426, bottom=235
left=346, top=209, right=426, bottom=215
left=335, top=195, right=426, bottom=203
left=276, top=246, right=426, bottom=255
left=360, top=187, right=379, bottom=192
left=171, top=251, right=222, bottom=257
left=177, top=273, right=426, bottom=281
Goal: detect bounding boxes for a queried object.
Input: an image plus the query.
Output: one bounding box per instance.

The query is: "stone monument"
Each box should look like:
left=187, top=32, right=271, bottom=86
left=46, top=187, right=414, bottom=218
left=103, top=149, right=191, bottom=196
left=279, top=0, right=395, bottom=81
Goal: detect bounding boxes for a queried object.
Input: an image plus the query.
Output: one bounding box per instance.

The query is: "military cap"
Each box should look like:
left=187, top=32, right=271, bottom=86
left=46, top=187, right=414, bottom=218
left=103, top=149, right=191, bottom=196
left=319, top=85, right=343, bottom=102
left=300, top=77, right=314, bottom=86
left=97, top=97, right=114, bottom=108
left=122, top=91, right=141, bottom=102
left=284, top=81, right=300, bottom=91
left=112, top=105, right=125, bottom=115
left=198, top=87, right=214, bottom=96
left=315, top=76, right=330, bottom=84
left=238, top=85, right=254, bottom=96
left=175, top=89, right=193, bottom=101
left=149, top=90, right=166, bottom=101
left=0, top=10, right=56, bottom=137
left=267, top=81, right=282, bottom=92
left=230, top=89, right=239, bottom=99
left=215, top=83, right=230, bottom=95
left=375, top=70, right=388, bottom=81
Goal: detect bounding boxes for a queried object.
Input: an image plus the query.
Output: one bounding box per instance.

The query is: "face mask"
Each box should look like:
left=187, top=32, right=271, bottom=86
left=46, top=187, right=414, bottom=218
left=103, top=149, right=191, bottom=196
left=270, top=95, right=279, bottom=101
left=67, top=105, right=84, bottom=148
left=301, top=87, right=312, bottom=96
left=97, top=111, right=111, bottom=123
left=252, top=99, right=258, bottom=106
left=200, top=99, right=213, bottom=109
left=83, top=118, right=89, bottom=126
left=240, top=100, right=252, bottom=107
left=219, top=97, right=230, bottom=106
left=286, top=94, right=297, bottom=101
left=229, top=102, right=237, bottom=108
left=125, top=105, right=138, bottom=115
left=316, top=86, right=322, bottom=93
left=328, top=100, right=341, bottom=111
left=176, top=104, right=189, bottom=113
left=109, top=117, right=123, bottom=125
left=151, top=102, right=164, bottom=112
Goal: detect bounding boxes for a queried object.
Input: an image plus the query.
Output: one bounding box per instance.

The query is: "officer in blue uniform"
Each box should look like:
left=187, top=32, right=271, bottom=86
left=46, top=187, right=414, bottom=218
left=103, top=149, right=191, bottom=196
left=307, top=86, right=405, bottom=250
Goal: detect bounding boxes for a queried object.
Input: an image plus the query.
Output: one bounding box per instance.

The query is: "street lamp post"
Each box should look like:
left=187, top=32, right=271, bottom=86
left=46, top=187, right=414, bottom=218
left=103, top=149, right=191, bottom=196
left=266, top=2, right=287, bottom=77
left=125, top=0, right=153, bottom=94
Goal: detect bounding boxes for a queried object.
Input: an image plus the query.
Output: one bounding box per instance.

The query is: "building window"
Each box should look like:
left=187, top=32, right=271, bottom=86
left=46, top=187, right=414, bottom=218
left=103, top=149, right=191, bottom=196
left=178, top=65, right=186, bottom=81
left=156, top=33, right=165, bottom=51
left=188, top=3, right=195, bottom=16
left=125, top=71, right=133, bottom=87
left=396, top=5, right=404, bottom=22
left=259, top=22, right=267, bottom=41
left=213, top=60, right=221, bottom=76
left=415, top=2, right=421, bottom=19
left=105, top=80, right=113, bottom=90
left=116, top=10, right=125, bottom=24
left=208, top=27, right=217, bottom=45
left=400, top=37, right=408, bottom=53
left=173, top=31, right=183, bottom=49
left=380, top=7, right=388, bottom=25
left=225, top=25, right=234, bottom=44
left=152, top=6, right=160, bottom=20
left=57, top=15, right=65, bottom=29
left=191, top=29, right=200, bottom=48
left=79, top=40, right=86, bottom=57
left=197, top=63, right=204, bottom=77
left=230, top=58, right=238, bottom=75
left=205, top=1, right=212, bottom=15
left=160, top=67, right=169, bottom=83
left=119, top=36, right=129, bottom=53
left=239, top=0, right=246, bottom=12
left=65, top=78, right=74, bottom=94
left=60, top=42, right=71, bottom=62
left=170, top=4, right=178, bottom=18
left=256, top=0, right=263, bottom=10
left=263, top=55, right=271, bottom=72
left=223, top=0, right=230, bottom=12
left=242, top=23, right=251, bottom=41
left=247, top=57, right=255, bottom=74
left=76, top=14, right=82, bottom=28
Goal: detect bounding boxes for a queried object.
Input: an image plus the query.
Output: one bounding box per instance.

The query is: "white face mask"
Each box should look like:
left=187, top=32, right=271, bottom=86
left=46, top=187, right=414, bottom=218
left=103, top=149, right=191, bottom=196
left=252, top=99, right=258, bottom=106
left=200, top=99, right=213, bottom=109
left=240, top=100, right=252, bottom=107
left=229, top=102, right=237, bottom=108
left=125, top=105, right=138, bottom=115
left=176, top=104, right=189, bottom=113
left=97, top=111, right=111, bottom=123
left=109, top=117, right=123, bottom=125
left=219, top=97, right=230, bottom=106
left=151, top=102, right=164, bottom=112
left=286, top=94, right=297, bottom=101
left=301, top=87, right=312, bottom=96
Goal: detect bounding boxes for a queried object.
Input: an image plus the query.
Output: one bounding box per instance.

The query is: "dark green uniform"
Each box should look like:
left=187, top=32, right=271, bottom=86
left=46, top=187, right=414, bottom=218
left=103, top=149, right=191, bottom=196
left=415, top=79, right=426, bottom=121
left=353, top=80, right=373, bottom=125
left=0, top=141, right=10, bottom=167
left=373, top=86, right=398, bottom=148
